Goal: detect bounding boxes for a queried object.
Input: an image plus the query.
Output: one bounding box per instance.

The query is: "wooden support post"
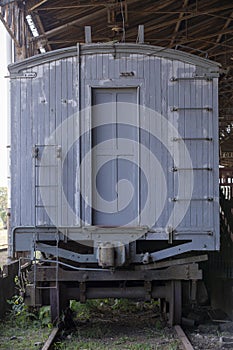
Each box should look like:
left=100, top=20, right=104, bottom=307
left=50, top=282, right=68, bottom=324
left=85, top=26, right=92, bottom=44
left=138, top=25, right=144, bottom=44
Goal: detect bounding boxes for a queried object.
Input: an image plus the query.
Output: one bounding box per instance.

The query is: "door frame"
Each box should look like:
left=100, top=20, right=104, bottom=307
left=82, top=84, right=141, bottom=227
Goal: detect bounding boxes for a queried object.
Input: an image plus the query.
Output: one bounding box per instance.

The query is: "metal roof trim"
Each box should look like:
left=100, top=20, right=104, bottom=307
left=8, top=43, right=221, bottom=74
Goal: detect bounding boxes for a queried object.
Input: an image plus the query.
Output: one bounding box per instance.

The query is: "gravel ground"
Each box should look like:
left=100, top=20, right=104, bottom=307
left=187, top=323, right=233, bottom=350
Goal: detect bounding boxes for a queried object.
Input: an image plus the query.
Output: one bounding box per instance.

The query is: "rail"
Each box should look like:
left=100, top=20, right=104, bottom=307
left=174, top=325, right=194, bottom=350
left=41, top=327, right=59, bottom=350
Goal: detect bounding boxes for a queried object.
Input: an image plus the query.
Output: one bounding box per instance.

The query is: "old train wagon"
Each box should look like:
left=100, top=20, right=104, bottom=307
left=8, top=43, right=220, bottom=324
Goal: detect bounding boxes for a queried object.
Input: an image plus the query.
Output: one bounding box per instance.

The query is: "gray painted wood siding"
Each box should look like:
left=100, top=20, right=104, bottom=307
left=9, top=44, right=220, bottom=251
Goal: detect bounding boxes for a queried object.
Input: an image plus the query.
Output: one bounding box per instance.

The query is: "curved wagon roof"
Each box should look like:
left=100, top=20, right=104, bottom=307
left=9, top=43, right=220, bottom=74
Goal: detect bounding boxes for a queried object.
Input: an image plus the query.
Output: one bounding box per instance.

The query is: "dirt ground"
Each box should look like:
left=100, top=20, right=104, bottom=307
left=0, top=296, right=233, bottom=349
left=52, top=302, right=233, bottom=350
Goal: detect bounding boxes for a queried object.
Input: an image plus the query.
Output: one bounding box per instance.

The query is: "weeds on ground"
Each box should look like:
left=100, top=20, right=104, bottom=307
left=1, top=296, right=178, bottom=350
left=0, top=284, right=52, bottom=349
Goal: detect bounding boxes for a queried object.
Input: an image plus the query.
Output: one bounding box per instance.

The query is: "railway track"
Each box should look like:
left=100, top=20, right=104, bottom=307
left=41, top=324, right=194, bottom=350
left=41, top=327, right=59, bottom=350
left=174, top=325, right=194, bottom=350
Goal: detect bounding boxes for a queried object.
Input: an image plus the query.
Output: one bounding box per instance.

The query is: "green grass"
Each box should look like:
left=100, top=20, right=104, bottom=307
left=53, top=338, right=179, bottom=350
left=51, top=299, right=180, bottom=349
left=0, top=318, right=50, bottom=350
left=0, top=299, right=180, bottom=350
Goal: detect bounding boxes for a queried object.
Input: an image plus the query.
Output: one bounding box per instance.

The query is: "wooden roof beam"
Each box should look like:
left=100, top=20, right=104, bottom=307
left=174, top=27, right=233, bottom=47
left=170, top=0, right=189, bottom=47
left=28, top=0, right=48, bottom=12
left=35, top=8, right=108, bottom=39
left=143, top=11, right=217, bottom=39
left=216, top=11, right=233, bottom=43
left=33, top=0, right=142, bottom=40
left=33, top=13, right=52, bottom=51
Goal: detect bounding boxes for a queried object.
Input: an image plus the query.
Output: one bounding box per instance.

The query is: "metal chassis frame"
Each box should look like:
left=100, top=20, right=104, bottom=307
left=13, top=227, right=216, bottom=264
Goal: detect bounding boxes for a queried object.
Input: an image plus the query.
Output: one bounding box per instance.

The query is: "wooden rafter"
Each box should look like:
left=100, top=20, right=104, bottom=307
left=33, top=13, right=52, bottom=51
left=216, top=11, right=233, bottom=44
left=29, top=0, right=48, bottom=12
left=33, top=0, right=142, bottom=40
left=3, top=0, right=233, bottom=151
left=169, top=0, right=189, bottom=47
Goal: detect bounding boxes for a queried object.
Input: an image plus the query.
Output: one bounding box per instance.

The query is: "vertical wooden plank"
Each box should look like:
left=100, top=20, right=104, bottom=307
left=67, top=57, right=75, bottom=226
left=20, top=77, right=27, bottom=225
left=37, top=64, right=46, bottom=225
left=49, top=60, right=57, bottom=226
left=195, top=73, right=204, bottom=229
left=137, top=52, right=144, bottom=79
left=91, top=54, right=97, bottom=81
left=160, top=58, right=167, bottom=228
left=61, top=58, right=68, bottom=227
left=55, top=59, right=62, bottom=227
left=207, top=75, right=214, bottom=231
left=142, top=56, right=151, bottom=226
left=114, top=53, right=120, bottom=79
left=32, top=66, right=39, bottom=226
left=202, top=76, right=211, bottom=228
left=119, top=53, right=127, bottom=77
left=11, top=78, right=21, bottom=227
left=212, top=77, right=219, bottom=249
left=96, top=53, right=103, bottom=80
left=153, top=57, right=163, bottom=228
left=189, top=63, right=198, bottom=229
left=178, top=61, right=186, bottom=229
left=108, top=52, right=115, bottom=80
left=26, top=68, right=33, bottom=226
left=44, top=62, right=53, bottom=226
left=102, top=53, right=109, bottom=80
left=166, top=58, right=174, bottom=228
left=85, top=54, right=91, bottom=81
left=81, top=52, right=91, bottom=225
left=75, top=48, right=81, bottom=227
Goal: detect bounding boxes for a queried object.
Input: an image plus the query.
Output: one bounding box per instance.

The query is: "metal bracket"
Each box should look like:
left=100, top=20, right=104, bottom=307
left=172, top=137, right=213, bottom=141
left=6, top=72, right=37, bottom=79
left=172, top=167, right=212, bottom=172
left=170, top=106, right=213, bottom=112
left=56, top=146, right=62, bottom=159
left=32, top=146, right=39, bottom=159
left=35, top=243, right=97, bottom=263
left=171, top=197, right=213, bottom=202
left=170, top=75, right=213, bottom=82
